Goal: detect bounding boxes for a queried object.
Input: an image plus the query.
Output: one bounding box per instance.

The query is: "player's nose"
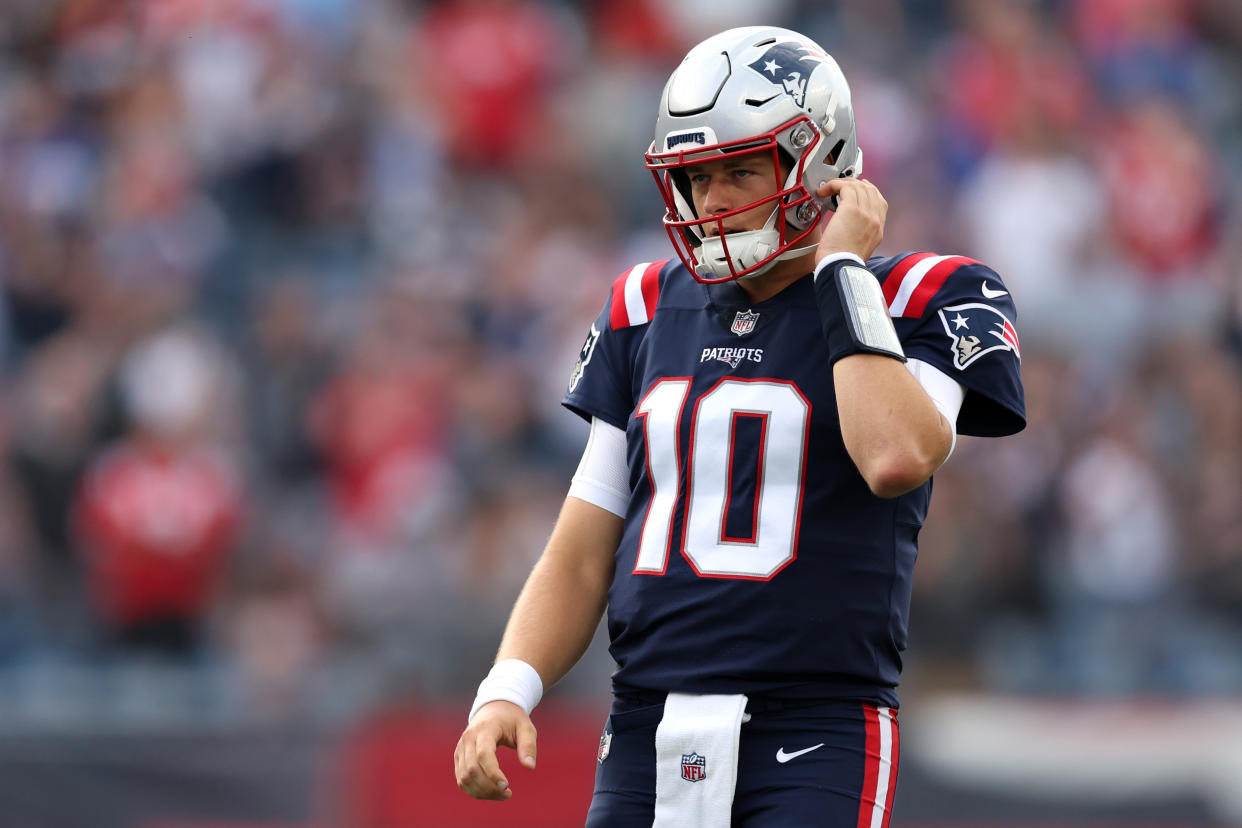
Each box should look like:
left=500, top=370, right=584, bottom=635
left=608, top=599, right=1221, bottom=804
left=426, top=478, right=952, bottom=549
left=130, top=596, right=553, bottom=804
left=700, top=179, right=732, bottom=221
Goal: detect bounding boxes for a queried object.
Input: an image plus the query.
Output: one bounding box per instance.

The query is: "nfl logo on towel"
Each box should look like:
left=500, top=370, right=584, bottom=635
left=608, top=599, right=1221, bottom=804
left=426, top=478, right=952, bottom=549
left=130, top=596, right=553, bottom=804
left=731, top=310, right=759, bottom=337
left=681, top=752, right=707, bottom=782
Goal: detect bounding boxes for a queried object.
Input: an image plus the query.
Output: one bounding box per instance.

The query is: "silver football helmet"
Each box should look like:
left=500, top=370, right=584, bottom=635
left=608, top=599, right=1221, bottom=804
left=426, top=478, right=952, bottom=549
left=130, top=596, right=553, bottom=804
left=645, top=26, right=862, bottom=284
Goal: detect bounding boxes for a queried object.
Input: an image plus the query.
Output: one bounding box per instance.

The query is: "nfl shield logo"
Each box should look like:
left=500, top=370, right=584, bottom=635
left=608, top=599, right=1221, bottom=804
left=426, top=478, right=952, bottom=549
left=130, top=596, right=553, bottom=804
left=681, top=751, right=707, bottom=782
left=731, top=309, right=759, bottom=337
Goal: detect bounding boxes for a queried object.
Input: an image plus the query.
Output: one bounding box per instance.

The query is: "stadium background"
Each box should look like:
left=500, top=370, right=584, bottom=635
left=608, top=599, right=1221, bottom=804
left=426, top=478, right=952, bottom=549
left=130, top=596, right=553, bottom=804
left=0, top=0, right=1239, bottom=825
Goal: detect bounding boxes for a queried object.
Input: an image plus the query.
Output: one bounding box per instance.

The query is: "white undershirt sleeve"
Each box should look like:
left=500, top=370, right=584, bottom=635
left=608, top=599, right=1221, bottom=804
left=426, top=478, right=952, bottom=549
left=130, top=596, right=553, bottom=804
left=567, top=417, right=631, bottom=517
left=906, top=358, right=966, bottom=459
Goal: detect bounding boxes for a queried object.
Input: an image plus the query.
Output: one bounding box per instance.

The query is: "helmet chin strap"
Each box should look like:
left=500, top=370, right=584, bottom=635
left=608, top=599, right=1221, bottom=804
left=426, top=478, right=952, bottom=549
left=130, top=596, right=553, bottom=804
left=694, top=205, right=818, bottom=281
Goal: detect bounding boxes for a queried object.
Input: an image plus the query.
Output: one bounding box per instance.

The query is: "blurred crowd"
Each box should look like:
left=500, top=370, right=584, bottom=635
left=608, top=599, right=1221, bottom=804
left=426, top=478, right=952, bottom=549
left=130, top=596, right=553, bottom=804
left=0, top=0, right=1239, bottom=725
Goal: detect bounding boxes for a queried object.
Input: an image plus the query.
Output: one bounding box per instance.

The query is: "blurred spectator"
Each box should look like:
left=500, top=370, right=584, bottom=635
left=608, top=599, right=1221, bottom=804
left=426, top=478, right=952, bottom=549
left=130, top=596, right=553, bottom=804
left=225, top=552, right=323, bottom=718
left=244, top=275, right=330, bottom=488
left=936, top=0, right=1091, bottom=181
left=73, top=325, right=244, bottom=657
left=306, top=285, right=472, bottom=670
left=1071, top=0, right=1202, bottom=104
left=956, top=103, right=1106, bottom=348
left=1094, top=98, right=1220, bottom=278
left=412, top=0, right=570, bottom=171
left=307, top=287, right=461, bottom=544
left=8, top=330, right=113, bottom=628
left=1163, top=339, right=1242, bottom=625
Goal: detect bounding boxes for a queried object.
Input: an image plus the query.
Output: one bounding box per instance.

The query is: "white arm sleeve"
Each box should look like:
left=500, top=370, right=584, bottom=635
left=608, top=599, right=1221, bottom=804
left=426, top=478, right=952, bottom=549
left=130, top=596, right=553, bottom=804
left=906, top=358, right=966, bottom=459
left=567, top=417, right=631, bottom=517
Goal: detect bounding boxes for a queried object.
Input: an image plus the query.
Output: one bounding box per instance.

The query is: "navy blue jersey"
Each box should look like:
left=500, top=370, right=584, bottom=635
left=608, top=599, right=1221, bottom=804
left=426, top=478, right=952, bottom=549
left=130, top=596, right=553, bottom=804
left=562, top=255, right=1025, bottom=707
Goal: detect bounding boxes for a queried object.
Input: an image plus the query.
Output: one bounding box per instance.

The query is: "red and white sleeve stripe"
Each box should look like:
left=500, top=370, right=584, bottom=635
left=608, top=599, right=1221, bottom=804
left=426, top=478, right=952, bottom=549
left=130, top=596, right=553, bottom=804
left=609, top=260, right=666, bottom=330
left=856, top=704, right=900, bottom=828
left=882, top=253, right=980, bottom=318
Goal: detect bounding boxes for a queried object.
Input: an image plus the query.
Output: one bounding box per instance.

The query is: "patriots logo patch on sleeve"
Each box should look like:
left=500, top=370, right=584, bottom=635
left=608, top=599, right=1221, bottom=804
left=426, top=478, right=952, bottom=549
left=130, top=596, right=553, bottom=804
left=938, top=303, right=1020, bottom=370
left=568, top=323, right=601, bottom=392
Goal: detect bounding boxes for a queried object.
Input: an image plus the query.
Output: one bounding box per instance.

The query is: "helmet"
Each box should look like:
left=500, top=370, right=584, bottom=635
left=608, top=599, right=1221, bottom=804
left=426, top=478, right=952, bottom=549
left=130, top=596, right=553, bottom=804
left=645, top=26, right=862, bottom=284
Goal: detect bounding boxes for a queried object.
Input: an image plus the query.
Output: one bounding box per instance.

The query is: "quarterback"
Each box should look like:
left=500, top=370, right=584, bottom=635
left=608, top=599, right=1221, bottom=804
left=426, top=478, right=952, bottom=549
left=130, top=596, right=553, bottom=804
left=455, top=25, right=1024, bottom=826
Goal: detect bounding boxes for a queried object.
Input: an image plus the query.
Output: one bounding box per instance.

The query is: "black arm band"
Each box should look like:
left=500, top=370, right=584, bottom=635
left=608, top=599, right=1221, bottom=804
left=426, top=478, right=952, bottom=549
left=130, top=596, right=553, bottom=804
left=812, top=259, right=906, bottom=364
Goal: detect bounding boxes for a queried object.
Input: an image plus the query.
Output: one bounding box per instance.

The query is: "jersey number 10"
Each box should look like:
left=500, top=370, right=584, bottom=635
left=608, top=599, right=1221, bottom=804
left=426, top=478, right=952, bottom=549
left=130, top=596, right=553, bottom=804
left=633, top=378, right=809, bottom=580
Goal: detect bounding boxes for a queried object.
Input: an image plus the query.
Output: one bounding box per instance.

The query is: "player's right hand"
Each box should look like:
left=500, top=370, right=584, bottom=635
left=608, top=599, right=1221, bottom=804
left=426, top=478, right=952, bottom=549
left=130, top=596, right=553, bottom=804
left=816, top=177, right=888, bottom=262
left=454, top=700, right=538, bottom=801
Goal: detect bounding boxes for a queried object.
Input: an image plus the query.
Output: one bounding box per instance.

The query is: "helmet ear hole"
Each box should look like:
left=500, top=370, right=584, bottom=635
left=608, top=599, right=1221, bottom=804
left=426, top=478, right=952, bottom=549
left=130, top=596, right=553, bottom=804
left=826, top=139, right=845, bottom=166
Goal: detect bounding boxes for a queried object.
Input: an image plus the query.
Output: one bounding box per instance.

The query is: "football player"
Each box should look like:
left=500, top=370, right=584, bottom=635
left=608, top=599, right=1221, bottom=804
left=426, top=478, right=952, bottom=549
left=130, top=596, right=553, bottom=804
left=455, top=25, right=1024, bottom=826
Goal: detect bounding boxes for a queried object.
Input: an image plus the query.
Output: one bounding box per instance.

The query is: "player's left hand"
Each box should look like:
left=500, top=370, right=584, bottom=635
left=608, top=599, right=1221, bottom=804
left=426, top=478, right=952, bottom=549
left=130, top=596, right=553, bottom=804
left=816, top=178, right=888, bottom=262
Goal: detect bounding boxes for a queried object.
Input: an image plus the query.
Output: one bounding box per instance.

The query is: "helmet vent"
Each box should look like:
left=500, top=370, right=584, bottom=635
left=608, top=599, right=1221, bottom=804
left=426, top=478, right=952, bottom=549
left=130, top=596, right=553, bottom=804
left=826, top=139, right=846, bottom=166
left=753, top=37, right=777, bottom=46
left=745, top=94, right=779, bottom=107
left=667, top=52, right=731, bottom=116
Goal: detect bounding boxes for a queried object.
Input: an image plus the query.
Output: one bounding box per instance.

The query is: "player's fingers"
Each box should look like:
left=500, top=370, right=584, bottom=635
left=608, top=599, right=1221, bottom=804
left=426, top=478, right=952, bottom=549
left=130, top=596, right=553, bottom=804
left=816, top=177, right=849, bottom=199
left=473, top=731, right=513, bottom=797
left=516, top=718, right=538, bottom=769
left=855, top=182, right=885, bottom=225
left=843, top=177, right=875, bottom=207
left=819, top=175, right=873, bottom=193
left=455, top=730, right=511, bottom=801
left=835, top=178, right=886, bottom=226
left=859, top=179, right=887, bottom=212
left=454, top=734, right=485, bottom=797
left=454, top=734, right=486, bottom=797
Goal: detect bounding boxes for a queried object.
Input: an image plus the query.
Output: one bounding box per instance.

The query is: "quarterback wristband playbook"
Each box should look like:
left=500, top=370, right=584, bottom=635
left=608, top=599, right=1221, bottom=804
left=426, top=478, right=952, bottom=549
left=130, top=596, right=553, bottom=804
left=812, top=255, right=906, bottom=363
left=468, top=659, right=544, bottom=722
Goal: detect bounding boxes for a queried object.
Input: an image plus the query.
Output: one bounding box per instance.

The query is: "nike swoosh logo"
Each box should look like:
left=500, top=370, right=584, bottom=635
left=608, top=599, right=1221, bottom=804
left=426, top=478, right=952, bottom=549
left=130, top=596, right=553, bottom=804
left=981, top=281, right=1009, bottom=299
left=776, top=743, right=825, bottom=763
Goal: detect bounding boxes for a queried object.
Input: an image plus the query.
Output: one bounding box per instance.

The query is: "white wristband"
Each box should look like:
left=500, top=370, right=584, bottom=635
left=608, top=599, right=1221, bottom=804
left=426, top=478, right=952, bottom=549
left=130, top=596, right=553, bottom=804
left=468, top=659, right=544, bottom=723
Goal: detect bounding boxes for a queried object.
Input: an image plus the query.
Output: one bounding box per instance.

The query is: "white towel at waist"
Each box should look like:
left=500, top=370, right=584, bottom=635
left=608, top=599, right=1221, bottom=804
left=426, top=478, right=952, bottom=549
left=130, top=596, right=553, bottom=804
left=652, top=693, right=748, bottom=828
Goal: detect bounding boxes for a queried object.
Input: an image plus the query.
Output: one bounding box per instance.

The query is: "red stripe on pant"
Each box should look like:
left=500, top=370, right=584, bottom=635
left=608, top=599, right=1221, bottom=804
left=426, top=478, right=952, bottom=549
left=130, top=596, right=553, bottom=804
left=856, top=704, right=900, bottom=828
left=884, top=708, right=901, bottom=822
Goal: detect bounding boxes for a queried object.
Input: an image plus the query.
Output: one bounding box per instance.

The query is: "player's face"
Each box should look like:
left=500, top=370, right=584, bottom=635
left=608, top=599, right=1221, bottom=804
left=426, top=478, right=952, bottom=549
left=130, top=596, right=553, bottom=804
left=686, top=152, right=783, bottom=236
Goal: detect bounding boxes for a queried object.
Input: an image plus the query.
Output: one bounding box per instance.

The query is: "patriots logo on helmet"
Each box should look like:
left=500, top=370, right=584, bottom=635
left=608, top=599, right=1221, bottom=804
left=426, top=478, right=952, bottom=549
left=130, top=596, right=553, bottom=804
left=938, top=303, right=1021, bottom=370
left=748, top=42, right=831, bottom=110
